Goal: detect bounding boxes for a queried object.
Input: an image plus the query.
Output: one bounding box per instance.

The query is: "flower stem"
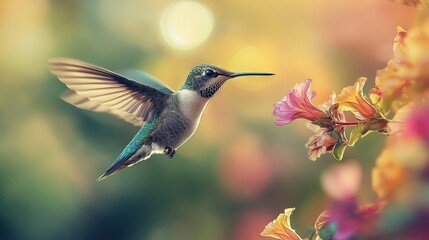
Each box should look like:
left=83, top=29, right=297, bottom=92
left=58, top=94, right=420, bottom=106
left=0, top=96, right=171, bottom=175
left=333, top=121, right=362, bottom=126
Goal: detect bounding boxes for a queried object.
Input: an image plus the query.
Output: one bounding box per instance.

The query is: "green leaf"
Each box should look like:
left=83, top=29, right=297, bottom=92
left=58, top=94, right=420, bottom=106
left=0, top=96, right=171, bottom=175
left=304, top=227, right=318, bottom=240
left=333, top=139, right=347, bottom=160
left=348, top=123, right=364, bottom=146
left=349, top=118, right=388, bottom=147
left=318, top=222, right=336, bottom=240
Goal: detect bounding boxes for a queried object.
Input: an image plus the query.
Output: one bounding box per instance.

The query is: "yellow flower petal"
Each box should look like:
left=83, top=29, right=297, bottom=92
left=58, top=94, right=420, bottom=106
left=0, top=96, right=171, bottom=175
left=376, top=18, right=429, bottom=113
left=261, top=208, right=302, bottom=240
left=393, top=26, right=407, bottom=59
left=336, top=77, right=377, bottom=120
left=372, top=149, right=409, bottom=200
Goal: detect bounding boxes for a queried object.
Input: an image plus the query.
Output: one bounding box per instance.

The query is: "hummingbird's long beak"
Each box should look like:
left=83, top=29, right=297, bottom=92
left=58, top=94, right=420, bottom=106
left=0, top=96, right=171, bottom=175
left=228, top=72, right=274, bottom=78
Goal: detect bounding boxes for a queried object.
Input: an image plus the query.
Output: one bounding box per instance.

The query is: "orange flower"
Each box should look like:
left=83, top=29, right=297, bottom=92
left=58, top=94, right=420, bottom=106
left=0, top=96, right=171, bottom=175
left=376, top=19, right=429, bottom=112
left=372, top=148, right=409, bottom=200
left=374, top=101, right=429, bottom=201
left=336, top=77, right=377, bottom=120
left=375, top=60, right=411, bottom=113
left=261, top=208, right=302, bottom=240
left=372, top=27, right=408, bottom=112
left=393, top=26, right=407, bottom=59
left=405, top=19, right=429, bottom=86
left=369, top=85, right=383, bottom=108
left=390, top=0, right=429, bottom=9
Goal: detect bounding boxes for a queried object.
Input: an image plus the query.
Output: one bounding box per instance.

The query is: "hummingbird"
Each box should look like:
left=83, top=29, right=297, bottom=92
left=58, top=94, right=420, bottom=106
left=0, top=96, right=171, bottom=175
left=49, top=58, right=273, bottom=180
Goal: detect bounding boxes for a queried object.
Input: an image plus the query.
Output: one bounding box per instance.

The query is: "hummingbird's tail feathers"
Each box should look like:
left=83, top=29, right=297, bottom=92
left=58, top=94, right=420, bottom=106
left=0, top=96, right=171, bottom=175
left=97, top=144, right=153, bottom=181
left=97, top=165, right=128, bottom=181
left=97, top=152, right=134, bottom=181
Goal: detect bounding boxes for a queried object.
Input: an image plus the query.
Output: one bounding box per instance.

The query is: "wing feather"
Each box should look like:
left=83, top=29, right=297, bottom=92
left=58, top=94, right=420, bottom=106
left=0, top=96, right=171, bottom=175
left=61, top=90, right=145, bottom=126
left=49, top=58, right=171, bottom=126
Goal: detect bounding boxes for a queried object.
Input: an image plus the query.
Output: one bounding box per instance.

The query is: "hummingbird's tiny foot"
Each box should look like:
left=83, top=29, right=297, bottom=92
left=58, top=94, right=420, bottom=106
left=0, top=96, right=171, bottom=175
left=164, top=146, right=172, bottom=155
left=164, top=146, right=176, bottom=159
left=169, top=149, right=176, bottom=159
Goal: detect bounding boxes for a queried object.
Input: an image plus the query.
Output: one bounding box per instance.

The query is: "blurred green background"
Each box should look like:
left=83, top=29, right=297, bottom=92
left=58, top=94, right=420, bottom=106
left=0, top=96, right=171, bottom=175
left=0, top=0, right=415, bottom=239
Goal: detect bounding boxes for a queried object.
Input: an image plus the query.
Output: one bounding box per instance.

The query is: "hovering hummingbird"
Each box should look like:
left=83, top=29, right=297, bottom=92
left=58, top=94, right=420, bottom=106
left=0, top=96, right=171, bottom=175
left=49, top=58, right=273, bottom=180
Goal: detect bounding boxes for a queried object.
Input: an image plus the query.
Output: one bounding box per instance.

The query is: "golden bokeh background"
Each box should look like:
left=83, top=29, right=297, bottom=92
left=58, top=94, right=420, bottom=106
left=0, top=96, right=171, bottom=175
left=0, top=0, right=416, bottom=239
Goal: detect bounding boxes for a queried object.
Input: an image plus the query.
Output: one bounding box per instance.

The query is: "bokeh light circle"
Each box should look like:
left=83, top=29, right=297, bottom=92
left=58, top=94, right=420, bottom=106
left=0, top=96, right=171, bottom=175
left=160, top=1, right=214, bottom=50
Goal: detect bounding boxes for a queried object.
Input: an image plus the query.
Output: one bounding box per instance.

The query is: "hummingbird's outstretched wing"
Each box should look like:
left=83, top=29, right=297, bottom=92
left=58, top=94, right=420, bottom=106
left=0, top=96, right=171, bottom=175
left=60, top=90, right=144, bottom=126
left=49, top=58, right=173, bottom=126
left=118, top=69, right=173, bottom=95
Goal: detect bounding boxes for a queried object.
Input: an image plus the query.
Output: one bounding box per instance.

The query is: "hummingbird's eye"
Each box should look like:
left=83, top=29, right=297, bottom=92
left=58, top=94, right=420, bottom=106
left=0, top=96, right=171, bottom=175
left=203, top=69, right=218, bottom=78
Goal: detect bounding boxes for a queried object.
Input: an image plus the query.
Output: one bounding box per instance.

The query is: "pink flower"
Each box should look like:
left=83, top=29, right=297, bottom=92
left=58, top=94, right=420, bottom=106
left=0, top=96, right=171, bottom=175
left=305, top=129, right=336, bottom=161
left=327, top=199, right=381, bottom=240
left=404, top=104, right=429, bottom=144
left=388, top=102, right=429, bottom=144
left=318, top=161, right=382, bottom=239
left=273, top=79, right=326, bottom=126
left=321, top=161, right=362, bottom=201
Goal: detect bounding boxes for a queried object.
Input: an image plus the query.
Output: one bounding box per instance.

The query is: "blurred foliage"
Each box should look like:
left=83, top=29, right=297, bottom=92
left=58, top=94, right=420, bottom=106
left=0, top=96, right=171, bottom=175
left=0, top=0, right=417, bottom=239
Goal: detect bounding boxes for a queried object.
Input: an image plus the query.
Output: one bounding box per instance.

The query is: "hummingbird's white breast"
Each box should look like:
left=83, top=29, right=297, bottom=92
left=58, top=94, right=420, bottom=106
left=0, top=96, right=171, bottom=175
left=177, top=89, right=209, bottom=122
left=176, top=89, right=210, bottom=144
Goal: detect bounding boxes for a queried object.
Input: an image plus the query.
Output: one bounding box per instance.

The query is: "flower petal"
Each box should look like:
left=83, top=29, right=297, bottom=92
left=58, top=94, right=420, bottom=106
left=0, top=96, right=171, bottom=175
left=261, top=208, right=302, bottom=240
left=273, top=79, right=326, bottom=125
left=336, top=77, right=377, bottom=120
left=321, top=161, right=362, bottom=201
left=376, top=19, right=429, bottom=112
left=305, top=130, right=336, bottom=161
left=372, top=149, right=409, bottom=200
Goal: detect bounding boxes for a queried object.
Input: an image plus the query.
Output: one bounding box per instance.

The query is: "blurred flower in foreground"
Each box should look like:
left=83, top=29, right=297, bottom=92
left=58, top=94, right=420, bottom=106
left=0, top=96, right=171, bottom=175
left=261, top=162, right=381, bottom=240
left=374, top=102, right=429, bottom=201
left=391, top=0, right=429, bottom=9
left=317, top=161, right=381, bottom=240
left=400, top=103, right=429, bottom=143
left=393, top=26, right=407, bottom=59
left=371, top=18, right=429, bottom=234
left=270, top=11, right=429, bottom=240
left=321, top=161, right=362, bottom=201
left=314, top=201, right=382, bottom=240
left=376, top=18, right=429, bottom=113
left=372, top=148, right=410, bottom=200
left=218, top=134, right=273, bottom=200
left=372, top=99, right=429, bottom=238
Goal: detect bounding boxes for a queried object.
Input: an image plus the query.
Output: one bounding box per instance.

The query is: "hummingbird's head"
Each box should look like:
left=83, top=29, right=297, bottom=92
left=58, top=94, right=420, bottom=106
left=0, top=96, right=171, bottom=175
left=181, top=64, right=274, bottom=98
